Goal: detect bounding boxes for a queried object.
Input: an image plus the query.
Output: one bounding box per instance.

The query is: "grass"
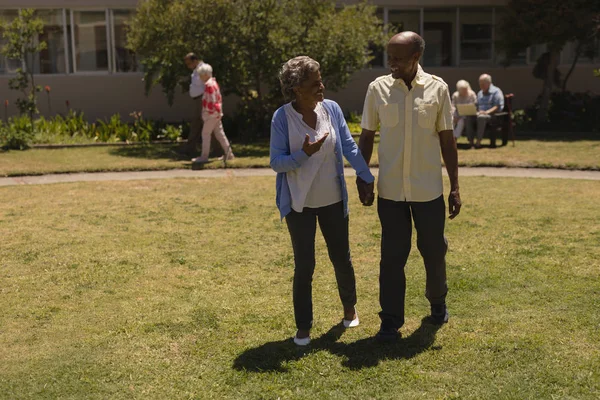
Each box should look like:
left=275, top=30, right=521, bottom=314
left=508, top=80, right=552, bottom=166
left=1, top=134, right=599, bottom=177
left=0, top=175, right=599, bottom=399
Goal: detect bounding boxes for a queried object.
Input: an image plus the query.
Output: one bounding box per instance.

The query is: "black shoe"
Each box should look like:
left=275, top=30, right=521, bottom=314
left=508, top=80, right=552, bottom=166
left=430, top=304, right=449, bottom=324
left=375, top=321, right=400, bottom=343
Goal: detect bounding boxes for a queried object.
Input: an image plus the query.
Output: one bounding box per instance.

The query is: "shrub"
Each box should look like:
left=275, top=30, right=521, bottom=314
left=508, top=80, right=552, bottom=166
left=547, top=91, right=600, bottom=132
left=0, top=115, right=35, bottom=150
left=518, top=91, right=600, bottom=132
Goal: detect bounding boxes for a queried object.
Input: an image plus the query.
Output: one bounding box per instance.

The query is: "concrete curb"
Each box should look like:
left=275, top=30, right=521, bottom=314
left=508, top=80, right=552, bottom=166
left=1, top=167, right=599, bottom=187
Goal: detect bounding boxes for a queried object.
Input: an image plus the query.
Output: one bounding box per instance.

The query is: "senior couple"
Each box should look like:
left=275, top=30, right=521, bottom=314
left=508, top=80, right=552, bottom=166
left=270, top=32, right=461, bottom=346
left=451, top=74, right=505, bottom=148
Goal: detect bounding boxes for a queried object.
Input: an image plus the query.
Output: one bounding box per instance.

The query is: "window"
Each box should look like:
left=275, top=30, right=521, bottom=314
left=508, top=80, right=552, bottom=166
left=34, top=9, right=68, bottom=74
left=460, top=8, right=493, bottom=64
left=528, top=44, right=547, bottom=64
left=561, top=40, right=600, bottom=65
left=71, top=10, right=109, bottom=72
left=423, top=9, right=457, bottom=67
left=0, top=10, right=21, bottom=74
left=367, top=8, right=385, bottom=68
left=493, top=8, right=526, bottom=65
left=112, top=10, right=139, bottom=72
left=388, top=9, right=420, bottom=36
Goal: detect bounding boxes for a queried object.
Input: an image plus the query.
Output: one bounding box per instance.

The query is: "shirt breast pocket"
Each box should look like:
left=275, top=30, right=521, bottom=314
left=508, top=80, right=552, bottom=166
left=417, top=103, right=438, bottom=129
left=378, top=103, right=399, bottom=128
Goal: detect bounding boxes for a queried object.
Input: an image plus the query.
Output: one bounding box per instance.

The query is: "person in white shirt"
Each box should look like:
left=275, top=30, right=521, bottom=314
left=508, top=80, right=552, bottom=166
left=182, top=52, right=205, bottom=156
left=451, top=80, right=477, bottom=139
left=191, top=63, right=234, bottom=163
left=358, top=32, right=461, bottom=342
left=270, top=56, right=375, bottom=346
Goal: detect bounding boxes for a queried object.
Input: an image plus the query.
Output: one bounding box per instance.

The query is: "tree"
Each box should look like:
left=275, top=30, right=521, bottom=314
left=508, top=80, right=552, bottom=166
left=127, top=0, right=382, bottom=138
left=0, top=9, right=46, bottom=122
left=498, top=0, right=600, bottom=124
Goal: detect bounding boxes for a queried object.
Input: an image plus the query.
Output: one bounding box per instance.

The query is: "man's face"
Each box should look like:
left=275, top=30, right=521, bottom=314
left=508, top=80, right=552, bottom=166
left=479, top=79, right=491, bottom=93
left=387, top=43, right=420, bottom=81
left=185, top=58, right=198, bottom=71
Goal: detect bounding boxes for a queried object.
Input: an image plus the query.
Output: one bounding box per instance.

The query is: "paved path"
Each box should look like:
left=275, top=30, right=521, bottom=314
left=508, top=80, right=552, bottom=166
left=1, top=167, right=599, bottom=187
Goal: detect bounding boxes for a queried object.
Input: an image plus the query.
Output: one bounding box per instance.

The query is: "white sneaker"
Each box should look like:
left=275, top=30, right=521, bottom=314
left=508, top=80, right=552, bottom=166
left=343, top=309, right=360, bottom=328
left=293, top=335, right=311, bottom=346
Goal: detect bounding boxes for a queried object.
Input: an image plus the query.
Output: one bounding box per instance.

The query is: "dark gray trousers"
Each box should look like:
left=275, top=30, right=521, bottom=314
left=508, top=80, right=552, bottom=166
left=286, top=201, right=357, bottom=331
left=377, top=195, right=448, bottom=330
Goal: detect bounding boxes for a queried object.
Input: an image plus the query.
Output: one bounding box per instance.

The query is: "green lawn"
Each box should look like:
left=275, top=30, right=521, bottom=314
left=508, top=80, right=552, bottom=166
left=0, top=176, right=599, bottom=399
left=1, top=136, right=599, bottom=177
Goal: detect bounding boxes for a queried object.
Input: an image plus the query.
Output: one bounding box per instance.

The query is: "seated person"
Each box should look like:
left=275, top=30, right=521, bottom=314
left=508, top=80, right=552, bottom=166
left=475, top=74, right=504, bottom=149
left=451, top=80, right=477, bottom=140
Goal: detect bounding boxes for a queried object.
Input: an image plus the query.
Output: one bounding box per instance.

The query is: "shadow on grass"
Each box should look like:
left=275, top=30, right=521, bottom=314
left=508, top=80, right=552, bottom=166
left=109, top=144, right=189, bottom=161
left=108, top=142, right=270, bottom=160
left=233, top=318, right=442, bottom=372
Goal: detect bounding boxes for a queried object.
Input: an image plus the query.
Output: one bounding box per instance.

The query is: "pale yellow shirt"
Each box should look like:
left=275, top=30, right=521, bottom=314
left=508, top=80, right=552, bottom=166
left=361, top=65, right=453, bottom=202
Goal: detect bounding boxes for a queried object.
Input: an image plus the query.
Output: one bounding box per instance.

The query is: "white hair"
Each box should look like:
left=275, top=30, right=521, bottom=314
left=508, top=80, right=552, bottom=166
left=479, top=74, right=492, bottom=84
left=198, top=63, right=213, bottom=77
left=456, top=80, right=472, bottom=91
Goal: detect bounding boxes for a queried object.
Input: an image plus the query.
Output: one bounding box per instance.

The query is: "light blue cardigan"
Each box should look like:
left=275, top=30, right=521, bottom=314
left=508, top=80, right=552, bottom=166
left=270, top=99, right=375, bottom=220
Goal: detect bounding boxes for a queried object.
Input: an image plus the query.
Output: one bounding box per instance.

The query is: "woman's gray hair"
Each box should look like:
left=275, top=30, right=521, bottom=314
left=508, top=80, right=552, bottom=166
left=279, top=56, right=320, bottom=101
left=198, top=63, right=213, bottom=77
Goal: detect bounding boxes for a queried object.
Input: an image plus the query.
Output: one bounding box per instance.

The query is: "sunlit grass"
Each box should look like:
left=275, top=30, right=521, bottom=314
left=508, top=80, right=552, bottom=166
left=0, top=176, right=598, bottom=399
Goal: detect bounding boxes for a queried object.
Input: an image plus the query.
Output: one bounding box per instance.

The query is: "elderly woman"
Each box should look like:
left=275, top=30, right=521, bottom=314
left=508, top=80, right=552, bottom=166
left=192, top=63, right=235, bottom=163
left=270, top=56, right=375, bottom=346
left=451, top=80, right=477, bottom=142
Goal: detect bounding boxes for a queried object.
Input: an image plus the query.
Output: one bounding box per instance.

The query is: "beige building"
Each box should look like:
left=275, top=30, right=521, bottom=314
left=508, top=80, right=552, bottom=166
left=1, top=0, right=599, bottom=121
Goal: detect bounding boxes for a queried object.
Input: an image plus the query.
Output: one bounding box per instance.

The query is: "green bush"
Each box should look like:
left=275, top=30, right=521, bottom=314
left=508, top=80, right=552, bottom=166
left=1, top=111, right=187, bottom=149
left=517, top=91, right=600, bottom=132
left=0, top=116, right=35, bottom=150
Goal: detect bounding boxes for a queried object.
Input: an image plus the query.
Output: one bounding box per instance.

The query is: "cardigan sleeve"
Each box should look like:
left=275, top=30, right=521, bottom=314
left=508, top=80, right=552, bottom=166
left=269, top=107, right=310, bottom=173
left=326, top=100, right=375, bottom=184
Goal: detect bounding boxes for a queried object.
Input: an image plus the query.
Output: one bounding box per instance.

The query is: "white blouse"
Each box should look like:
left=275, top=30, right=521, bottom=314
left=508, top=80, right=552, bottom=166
left=284, top=102, right=342, bottom=212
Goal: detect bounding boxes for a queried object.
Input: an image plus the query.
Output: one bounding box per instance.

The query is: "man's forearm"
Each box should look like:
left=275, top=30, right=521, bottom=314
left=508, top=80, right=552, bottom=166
left=439, top=131, right=459, bottom=191
left=358, top=129, right=376, bottom=165
left=485, top=105, right=499, bottom=115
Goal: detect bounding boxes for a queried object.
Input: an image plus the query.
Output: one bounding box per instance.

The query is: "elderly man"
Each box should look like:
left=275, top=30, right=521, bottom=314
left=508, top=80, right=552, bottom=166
left=357, top=31, right=461, bottom=342
left=182, top=52, right=205, bottom=157
left=475, top=74, right=505, bottom=149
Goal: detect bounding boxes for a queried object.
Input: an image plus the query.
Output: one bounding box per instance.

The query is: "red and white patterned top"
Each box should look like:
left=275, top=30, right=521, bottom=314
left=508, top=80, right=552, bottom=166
left=202, top=77, right=223, bottom=120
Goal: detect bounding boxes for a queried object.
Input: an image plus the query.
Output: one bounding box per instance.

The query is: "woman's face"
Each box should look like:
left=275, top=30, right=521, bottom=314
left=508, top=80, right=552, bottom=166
left=458, top=87, right=469, bottom=97
left=295, top=70, right=325, bottom=103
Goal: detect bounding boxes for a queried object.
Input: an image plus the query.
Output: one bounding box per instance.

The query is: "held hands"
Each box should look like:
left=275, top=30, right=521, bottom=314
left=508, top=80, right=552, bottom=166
left=302, top=133, right=329, bottom=156
left=448, top=190, right=462, bottom=219
left=356, top=177, right=375, bottom=206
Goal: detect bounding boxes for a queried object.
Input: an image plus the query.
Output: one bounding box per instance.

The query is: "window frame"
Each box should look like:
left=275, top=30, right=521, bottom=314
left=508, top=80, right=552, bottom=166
left=0, top=7, right=139, bottom=76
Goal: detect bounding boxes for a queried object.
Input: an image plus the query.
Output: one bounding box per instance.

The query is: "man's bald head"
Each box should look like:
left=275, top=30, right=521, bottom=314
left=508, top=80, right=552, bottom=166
left=389, top=31, right=425, bottom=58
left=386, top=31, right=425, bottom=81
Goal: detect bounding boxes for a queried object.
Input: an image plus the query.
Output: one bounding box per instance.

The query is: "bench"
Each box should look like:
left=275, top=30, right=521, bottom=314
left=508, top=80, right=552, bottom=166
left=486, top=93, right=515, bottom=148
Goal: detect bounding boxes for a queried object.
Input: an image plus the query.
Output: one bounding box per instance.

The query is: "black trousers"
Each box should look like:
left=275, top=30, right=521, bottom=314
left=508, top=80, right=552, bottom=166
left=285, top=201, right=357, bottom=331
left=377, top=196, right=448, bottom=330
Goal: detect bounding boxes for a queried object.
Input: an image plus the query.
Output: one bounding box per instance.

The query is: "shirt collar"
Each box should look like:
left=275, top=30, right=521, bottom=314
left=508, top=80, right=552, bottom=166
left=394, top=65, right=427, bottom=88
left=414, top=65, right=427, bottom=86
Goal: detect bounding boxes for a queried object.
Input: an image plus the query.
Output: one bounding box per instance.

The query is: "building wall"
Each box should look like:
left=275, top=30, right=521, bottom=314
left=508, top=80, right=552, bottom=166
left=1, top=64, right=597, bottom=122
left=1, top=0, right=598, bottom=122
left=0, top=73, right=197, bottom=122
left=0, top=0, right=137, bottom=8
left=340, top=0, right=507, bottom=6
left=329, top=65, right=600, bottom=114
